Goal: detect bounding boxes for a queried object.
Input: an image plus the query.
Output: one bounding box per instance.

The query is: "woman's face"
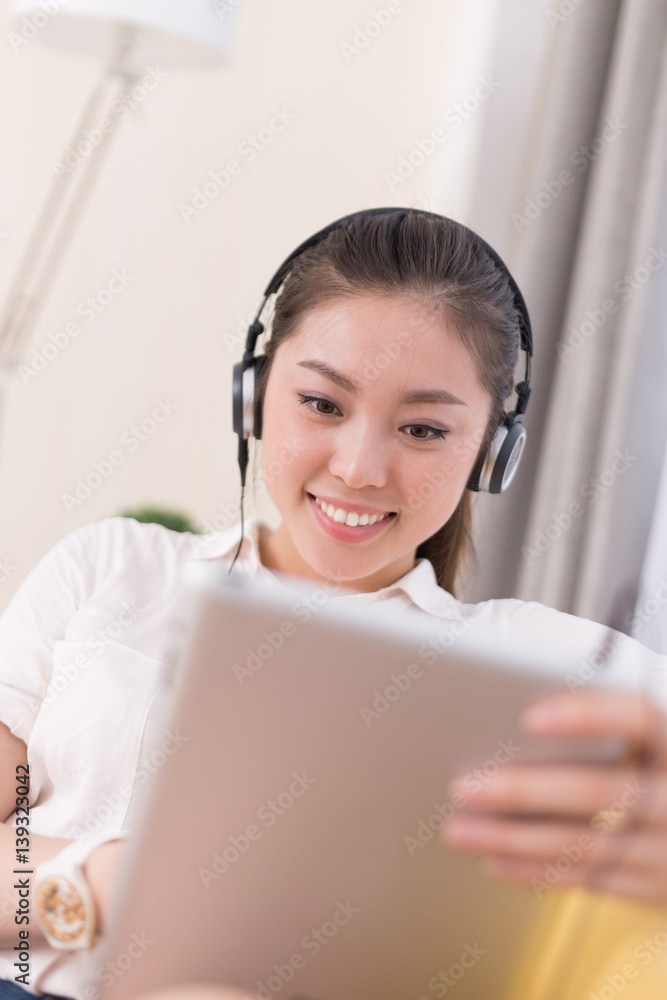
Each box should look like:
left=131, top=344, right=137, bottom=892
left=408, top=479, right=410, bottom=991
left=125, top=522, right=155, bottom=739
left=258, top=293, right=493, bottom=591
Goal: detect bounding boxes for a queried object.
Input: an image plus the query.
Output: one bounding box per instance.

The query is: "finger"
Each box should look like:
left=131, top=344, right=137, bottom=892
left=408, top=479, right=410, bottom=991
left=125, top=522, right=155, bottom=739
left=448, top=765, right=667, bottom=825
left=443, top=815, right=667, bottom=871
left=481, top=854, right=667, bottom=907
left=521, top=691, right=667, bottom=763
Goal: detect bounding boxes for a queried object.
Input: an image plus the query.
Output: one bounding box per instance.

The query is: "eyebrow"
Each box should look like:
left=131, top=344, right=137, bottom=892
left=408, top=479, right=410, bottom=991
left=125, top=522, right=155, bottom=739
left=295, top=359, right=467, bottom=406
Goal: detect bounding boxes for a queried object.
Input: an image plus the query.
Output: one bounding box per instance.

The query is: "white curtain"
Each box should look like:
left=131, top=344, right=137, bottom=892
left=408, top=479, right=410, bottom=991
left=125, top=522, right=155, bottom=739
left=466, top=0, right=667, bottom=636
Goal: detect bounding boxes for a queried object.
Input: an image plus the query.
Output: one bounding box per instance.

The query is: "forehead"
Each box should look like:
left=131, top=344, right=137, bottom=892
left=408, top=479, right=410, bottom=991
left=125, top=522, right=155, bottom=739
left=275, top=294, right=486, bottom=398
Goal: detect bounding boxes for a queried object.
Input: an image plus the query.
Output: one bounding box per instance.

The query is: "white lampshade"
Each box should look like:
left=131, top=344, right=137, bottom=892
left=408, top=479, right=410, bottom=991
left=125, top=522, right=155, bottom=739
left=10, top=0, right=235, bottom=71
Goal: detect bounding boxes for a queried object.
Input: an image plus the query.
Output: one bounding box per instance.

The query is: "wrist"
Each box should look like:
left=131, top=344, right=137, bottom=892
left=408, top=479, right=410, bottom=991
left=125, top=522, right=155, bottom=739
left=82, top=838, right=128, bottom=937
left=34, top=831, right=130, bottom=950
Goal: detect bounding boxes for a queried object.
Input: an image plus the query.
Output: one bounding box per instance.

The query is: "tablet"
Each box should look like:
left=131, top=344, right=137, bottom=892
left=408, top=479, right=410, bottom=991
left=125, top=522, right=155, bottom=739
left=100, top=562, right=636, bottom=1000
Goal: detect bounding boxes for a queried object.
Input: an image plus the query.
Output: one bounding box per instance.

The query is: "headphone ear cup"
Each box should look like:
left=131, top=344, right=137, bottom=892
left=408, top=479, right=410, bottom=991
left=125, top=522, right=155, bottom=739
left=232, top=355, right=267, bottom=441
left=466, top=421, right=527, bottom=493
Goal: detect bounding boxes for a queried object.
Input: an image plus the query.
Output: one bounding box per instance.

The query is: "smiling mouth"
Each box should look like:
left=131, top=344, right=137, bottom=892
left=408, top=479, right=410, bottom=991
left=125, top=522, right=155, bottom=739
left=308, top=493, right=397, bottom=527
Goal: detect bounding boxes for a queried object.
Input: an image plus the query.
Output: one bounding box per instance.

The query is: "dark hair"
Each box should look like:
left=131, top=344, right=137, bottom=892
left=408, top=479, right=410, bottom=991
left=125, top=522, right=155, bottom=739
left=253, top=211, right=522, bottom=596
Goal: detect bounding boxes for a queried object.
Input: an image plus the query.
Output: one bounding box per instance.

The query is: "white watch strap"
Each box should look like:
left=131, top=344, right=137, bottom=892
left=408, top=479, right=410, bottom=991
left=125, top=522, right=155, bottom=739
left=35, top=830, right=130, bottom=950
left=47, top=829, right=131, bottom=869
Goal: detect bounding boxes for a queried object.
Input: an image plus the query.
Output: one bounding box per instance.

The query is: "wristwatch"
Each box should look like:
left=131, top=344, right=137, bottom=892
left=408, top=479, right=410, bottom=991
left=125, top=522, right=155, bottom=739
left=34, top=830, right=130, bottom=950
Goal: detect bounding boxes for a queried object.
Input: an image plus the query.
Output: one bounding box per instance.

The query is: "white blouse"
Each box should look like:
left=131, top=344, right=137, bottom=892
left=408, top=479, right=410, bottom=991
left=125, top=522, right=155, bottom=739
left=0, top=514, right=666, bottom=999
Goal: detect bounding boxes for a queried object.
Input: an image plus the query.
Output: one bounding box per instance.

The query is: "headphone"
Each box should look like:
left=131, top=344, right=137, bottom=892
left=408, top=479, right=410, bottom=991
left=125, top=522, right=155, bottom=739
left=232, top=207, right=532, bottom=501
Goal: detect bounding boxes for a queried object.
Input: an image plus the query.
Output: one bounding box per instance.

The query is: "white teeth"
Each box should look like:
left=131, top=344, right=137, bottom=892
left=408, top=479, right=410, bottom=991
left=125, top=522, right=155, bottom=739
left=314, top=496, right=392, bottom=527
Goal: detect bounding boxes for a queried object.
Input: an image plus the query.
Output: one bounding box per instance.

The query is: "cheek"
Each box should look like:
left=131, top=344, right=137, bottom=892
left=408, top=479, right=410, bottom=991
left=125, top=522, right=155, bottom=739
left=416, top=430, right=480, bottom=483
left=259, top=382, right=288, bottom=459
left=401, top=437, right=479, bottom=517
left=259, top=399, right=314, bottom=498
left=445, top=418, right=490, bottom=478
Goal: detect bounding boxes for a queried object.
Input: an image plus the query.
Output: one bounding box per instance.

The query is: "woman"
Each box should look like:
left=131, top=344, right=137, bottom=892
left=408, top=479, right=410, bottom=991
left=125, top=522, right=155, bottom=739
left=0, top=208, right=666, bottom=1000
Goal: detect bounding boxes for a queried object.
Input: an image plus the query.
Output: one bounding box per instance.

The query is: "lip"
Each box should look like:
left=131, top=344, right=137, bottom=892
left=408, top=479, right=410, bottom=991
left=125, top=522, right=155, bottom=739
left=309, top=493, right=396, bottom=516
left=308, top=493, right=396, bottom=543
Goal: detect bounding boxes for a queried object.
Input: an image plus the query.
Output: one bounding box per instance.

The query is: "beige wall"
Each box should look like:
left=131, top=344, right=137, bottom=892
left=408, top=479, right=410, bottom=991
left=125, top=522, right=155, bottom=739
left=0, top=0, right=502, bottom=606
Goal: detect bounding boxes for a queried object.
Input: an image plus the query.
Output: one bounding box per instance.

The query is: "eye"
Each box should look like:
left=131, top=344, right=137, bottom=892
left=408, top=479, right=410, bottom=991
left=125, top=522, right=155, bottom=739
left=297, top=393, right=340, bottom=416
left=403, top=425, right=449, bottom=443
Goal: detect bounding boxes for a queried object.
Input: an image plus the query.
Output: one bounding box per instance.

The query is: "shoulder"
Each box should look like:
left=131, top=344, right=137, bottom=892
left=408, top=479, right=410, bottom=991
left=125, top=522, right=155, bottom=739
left=90, top=515, right=213, bottom=593
left=51, top=514, right=196, bottom=571
left=439, top=591, right=610, bottom=657
left=453, top=593, right=605, bottom=647
left=462, top=595, right=667, bottom=691
left=91, top=513, right=199, bottom=563
left=37, top=516, right=204, bottom=606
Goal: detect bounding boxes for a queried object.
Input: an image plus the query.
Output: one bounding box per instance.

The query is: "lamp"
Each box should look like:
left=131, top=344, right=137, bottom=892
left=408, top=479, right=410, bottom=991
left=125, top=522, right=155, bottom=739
left=10, top=1, right=235, bottom=71
left=0, top=1, right=235, bottom=364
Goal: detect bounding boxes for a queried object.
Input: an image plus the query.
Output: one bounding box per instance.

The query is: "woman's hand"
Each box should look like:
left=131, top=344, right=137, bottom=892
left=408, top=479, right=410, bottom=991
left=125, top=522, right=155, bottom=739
left=441, top=689, right=667, bottom=905
left=83, top=837, right=130, bottom=936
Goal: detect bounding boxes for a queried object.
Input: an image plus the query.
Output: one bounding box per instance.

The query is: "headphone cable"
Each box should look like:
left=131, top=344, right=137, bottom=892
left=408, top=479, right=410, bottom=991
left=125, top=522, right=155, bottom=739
left=227, top=437, right=247, bottom=575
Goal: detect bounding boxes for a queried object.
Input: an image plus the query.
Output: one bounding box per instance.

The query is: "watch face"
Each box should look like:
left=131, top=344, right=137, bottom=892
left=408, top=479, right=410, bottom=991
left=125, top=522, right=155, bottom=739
left=37, top=876, right=88, bottom=943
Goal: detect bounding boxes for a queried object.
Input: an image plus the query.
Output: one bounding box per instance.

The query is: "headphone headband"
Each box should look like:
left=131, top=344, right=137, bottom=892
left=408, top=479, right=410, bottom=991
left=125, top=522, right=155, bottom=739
left=259, top=207, right=533, bottom=368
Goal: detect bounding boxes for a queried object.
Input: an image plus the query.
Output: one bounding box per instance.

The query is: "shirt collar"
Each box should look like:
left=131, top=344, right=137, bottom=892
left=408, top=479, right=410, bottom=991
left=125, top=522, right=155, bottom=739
left=189, top=516, right=464, bottom=620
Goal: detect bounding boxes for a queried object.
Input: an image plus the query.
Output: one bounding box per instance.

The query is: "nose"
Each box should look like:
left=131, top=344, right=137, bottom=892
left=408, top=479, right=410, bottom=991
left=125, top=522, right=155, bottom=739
left=327, top=419, right=390, bottom=491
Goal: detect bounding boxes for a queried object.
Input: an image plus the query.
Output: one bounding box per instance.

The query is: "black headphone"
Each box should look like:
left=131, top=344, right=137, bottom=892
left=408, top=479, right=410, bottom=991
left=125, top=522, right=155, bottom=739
left=232, top=207, right=532, bottom=500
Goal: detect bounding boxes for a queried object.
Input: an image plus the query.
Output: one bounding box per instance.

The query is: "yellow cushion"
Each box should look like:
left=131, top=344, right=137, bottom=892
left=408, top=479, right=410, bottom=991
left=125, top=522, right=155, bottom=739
left=503, top=889, right=667, bottom=1000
